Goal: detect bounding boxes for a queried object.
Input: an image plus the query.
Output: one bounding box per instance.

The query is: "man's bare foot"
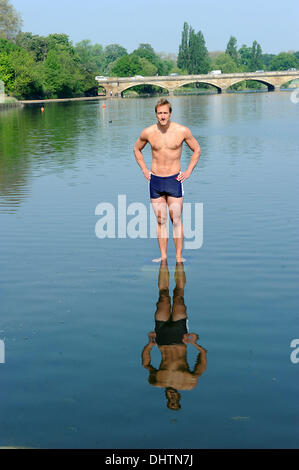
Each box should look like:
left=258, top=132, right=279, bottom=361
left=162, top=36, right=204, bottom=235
left=152, top=257, right=167, bottom=263
left=176, top=257, right=186, bottom=262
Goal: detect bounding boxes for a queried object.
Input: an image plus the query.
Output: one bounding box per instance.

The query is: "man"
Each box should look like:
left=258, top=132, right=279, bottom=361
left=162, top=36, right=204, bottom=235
left=141, top=261, right=207, bottom=410
left=133, top=98, right=201, bottom=262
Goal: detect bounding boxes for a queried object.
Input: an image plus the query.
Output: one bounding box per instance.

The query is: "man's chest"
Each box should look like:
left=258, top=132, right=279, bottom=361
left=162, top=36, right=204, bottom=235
left=149, top=132, right=184, bottom=152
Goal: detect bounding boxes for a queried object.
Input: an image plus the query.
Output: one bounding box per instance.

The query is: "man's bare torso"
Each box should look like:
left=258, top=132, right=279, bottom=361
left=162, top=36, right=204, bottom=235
left=145, top=122, right=187, bottom=176
left=152, top=344, right=198, bottom=390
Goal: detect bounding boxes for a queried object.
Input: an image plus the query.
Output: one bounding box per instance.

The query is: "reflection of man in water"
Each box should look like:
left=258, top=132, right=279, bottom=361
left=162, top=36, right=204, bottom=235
left=142, top=261, right=207, bottom=410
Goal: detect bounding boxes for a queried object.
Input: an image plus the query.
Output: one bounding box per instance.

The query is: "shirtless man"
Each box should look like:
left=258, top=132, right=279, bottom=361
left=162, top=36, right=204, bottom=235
left=133, top=99, right=201, bottom=262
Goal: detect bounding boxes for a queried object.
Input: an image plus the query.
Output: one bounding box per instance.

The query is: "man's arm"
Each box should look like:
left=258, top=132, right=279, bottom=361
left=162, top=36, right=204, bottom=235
left=141, top=332, right=157, bottom=369
left=192, top=347, right=207, bottom=378
left=182, top=333, right=207, bottom=378
left=134, top=130, right=151, bottom=181
left=177, top=128, right=201, bottom=183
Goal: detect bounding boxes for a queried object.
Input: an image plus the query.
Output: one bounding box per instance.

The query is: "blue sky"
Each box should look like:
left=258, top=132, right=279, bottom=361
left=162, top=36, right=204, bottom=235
left=12, top=0, right=299, bottom=54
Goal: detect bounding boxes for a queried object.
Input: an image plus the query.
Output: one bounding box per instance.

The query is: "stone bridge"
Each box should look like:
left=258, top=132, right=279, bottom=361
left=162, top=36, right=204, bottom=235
left=96, top=70, right=299, bottom=97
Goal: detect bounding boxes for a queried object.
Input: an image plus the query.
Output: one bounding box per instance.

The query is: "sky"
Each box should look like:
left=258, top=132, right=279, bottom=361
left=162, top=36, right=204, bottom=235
left=12, top=0, right=299, bottom=55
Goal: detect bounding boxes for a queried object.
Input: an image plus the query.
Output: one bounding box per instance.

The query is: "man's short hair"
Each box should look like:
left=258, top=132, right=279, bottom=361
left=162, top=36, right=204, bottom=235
left=155, top=98, right=172, bottom=114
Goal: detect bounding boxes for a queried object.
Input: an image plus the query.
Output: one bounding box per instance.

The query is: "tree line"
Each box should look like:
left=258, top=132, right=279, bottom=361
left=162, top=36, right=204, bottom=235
left=0, top=0, right=298, bottom=100
left=178, top=22, right=299, bottom=74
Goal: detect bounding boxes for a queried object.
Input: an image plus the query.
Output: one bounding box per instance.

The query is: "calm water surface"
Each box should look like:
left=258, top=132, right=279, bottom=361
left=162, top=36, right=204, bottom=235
left=0, top=93, right=298, bottom=449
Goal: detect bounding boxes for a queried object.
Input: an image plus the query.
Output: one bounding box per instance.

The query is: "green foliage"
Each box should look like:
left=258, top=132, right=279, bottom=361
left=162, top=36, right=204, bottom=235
left=261, top=53, right=275, bottom=70
left=177, top=23, right=210, bottom=74
left=103, top=43, right=127, bottom=72
left=211, top=53, right=239, bottom=73
left=0, top=0, right=23, bottom=41
left=238, top=41, right=263, bottom=71
left=110, top=53, right=158, bottom=77
left=8, top=49, right=43, bottom=99
left=110, top=54, right=140, bottom=77
left=226, top=36, right=239, bottom=64
left=239, top=44, right=252, bottom=69
left=0, top=50, right=14, bottom=87
left=177, top=22, right=189, bottom=71
left=16, top=32, right=47, bottom=61
left=74, top=40, right=104, bottom=95
left=47, top=34, right=74, bottom=54
left=42, top=48, right=85, bottom=98
left=269, top=52, right=298, bottom=71
left=132, top=43, right=171, bottom=75
left=138, top=57, right=157, bottom=76
left=250, top=41, right=263, bottom=71
left=0, top=37, right=17, bottom=53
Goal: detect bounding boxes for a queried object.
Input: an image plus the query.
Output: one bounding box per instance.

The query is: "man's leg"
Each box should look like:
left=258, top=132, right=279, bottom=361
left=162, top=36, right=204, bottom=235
left=167, top=196, right=184, bottom=262
left=172, top=262, right=187, bottom=322
left=155, top=261, right=171, bottom=322
left=151, top=196, right=168, bottom=262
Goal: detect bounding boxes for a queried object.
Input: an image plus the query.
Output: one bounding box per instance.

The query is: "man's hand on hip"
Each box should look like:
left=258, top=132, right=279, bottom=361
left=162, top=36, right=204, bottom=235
left=143, top=169, right=151, bottom=181
left=177, top=170, right=191, bottom=183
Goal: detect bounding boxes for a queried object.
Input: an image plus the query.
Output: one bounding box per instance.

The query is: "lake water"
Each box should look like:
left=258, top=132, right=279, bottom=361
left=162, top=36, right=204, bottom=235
left=0, top=92, right=298, bottom=449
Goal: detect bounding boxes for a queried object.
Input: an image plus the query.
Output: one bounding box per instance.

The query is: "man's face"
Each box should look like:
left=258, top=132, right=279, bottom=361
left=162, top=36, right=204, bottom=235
left=156, top=105, right=171, bottom=126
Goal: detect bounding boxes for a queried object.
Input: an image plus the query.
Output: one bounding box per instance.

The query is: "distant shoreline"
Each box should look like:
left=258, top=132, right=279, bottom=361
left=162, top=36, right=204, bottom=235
left=19, top=96, right=106, bottom=104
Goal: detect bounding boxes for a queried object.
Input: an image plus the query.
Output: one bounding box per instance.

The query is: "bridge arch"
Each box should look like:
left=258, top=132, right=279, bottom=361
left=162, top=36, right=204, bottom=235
left=97, top=85, right=107, bottom=96
left=174, top=80, right=222, bottom=93
left=227, top=78, right=276, bottom=91
left=279, top=77, right=299, bottom=88
left=119, top=82, right=170, bottom=96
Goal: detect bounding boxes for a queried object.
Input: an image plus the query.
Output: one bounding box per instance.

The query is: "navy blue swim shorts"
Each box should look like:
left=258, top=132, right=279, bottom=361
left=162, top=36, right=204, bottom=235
left=149, top=173, right=184, bottom=199
left=155, top=318, right=188, bottom=346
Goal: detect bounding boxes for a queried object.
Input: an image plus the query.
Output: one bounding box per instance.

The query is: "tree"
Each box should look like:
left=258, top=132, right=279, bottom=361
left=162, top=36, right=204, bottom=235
left=110, top=54, right=157, bottom=77
left=47, top=33, right=74, bottom=54
left=177, top=22, right=189, bottom=71
left=16, top=32, right=47, bottom=61
left=138, top=43, right=155, bottom=54
left=269, top=52, right=298, bottom=71
left=0, top=50, right=14, bottom=89
left=7, top=49, right=43, bottom=99
left=75, top=40, right=105, bottom=73
left=110, top=54, right=141, bottom=77
left=103, top=44, right=127, bottom=72
left=226, top=36, right=239, bottom=64
left=192, top=29, right=210, bottom=74
left=138, top=57, right=157, bottom=76
left=239, top=41, right=263, bottom=71
left=0, top=36, right=17, bottom=53
left=177, top=23, right=210, bottom=74
left=261, top=53, right=275, bottom=70
left=133, top=43, right=169, bottom=75
left=211, top=53, right=239, bottom=73
left=42, top=48, right=85, bottom=98
left=250, top=40, right=263, bottom=71
left=239, top=44, right=253, bottom=70
left=0, top=0, right=23, bottom=41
